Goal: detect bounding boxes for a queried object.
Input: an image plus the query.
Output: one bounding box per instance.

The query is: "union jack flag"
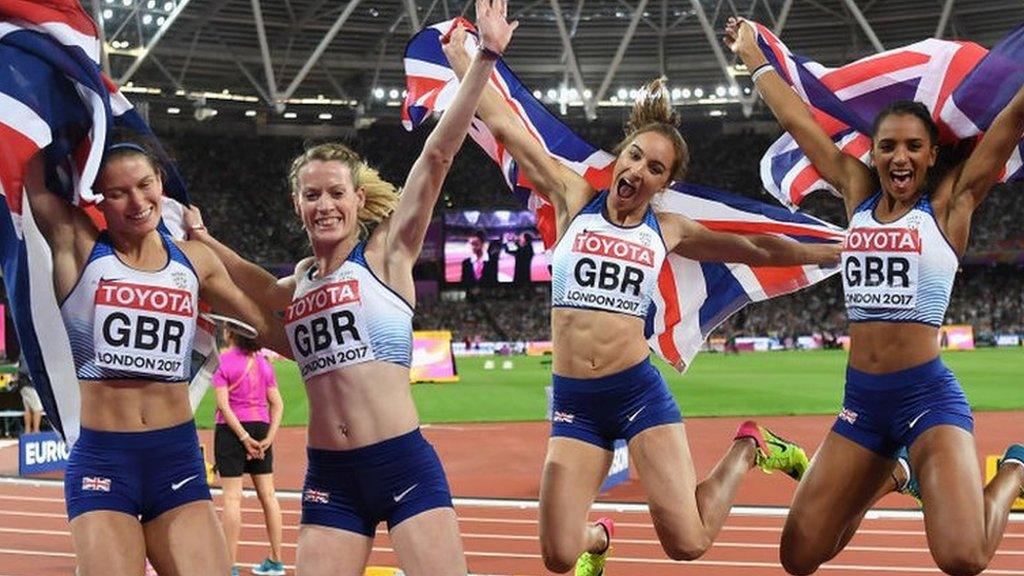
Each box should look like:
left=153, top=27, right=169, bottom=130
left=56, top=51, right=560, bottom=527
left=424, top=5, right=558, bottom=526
left=0, top=0, right=216, bottom=446
left=403, top=20, right=843, bottom=370
left=751, top=20, right=1024, bottom=208
left=81, top=476, right=111, bottom=492
left=303, top=488, right=330, bottom=504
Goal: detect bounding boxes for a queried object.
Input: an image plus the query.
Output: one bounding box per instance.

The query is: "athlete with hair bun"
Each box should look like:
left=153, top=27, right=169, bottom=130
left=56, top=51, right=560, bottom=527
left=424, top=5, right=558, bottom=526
left=23, top=136, right=280, bottom=576
left=443, top=26, right=840, bottom=574
left=727, top=16, right=1024, bottom=576
left=184, top=2, right=516, bottom=574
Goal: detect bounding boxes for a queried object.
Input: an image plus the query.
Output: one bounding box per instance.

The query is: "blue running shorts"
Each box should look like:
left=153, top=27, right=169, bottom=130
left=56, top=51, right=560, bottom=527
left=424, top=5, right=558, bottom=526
left=551, top=357, right=682, bottom=450
left=64, top=421, right=211, bottom=522
left=301, top=428, right=453, bottom=536
left=832, top=357, right=973, bottom=458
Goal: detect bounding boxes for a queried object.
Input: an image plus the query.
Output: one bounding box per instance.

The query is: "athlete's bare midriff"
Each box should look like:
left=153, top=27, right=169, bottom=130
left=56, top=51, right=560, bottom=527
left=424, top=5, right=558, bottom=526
left=847, top=321, right=942, bottom=374
left=79, top=379, right=193, bottom=431
left=552, top=307, right=652, bottom=378
left=304, top=361, right=420, bottom=451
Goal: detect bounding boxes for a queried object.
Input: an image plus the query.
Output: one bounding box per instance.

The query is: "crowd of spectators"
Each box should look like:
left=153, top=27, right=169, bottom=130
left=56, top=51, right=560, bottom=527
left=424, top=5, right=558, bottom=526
left=156, top=122, right=1024, bottom=343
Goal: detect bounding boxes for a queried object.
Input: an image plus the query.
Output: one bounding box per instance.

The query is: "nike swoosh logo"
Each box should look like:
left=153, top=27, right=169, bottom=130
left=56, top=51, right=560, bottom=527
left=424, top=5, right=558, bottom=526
left=171, top=475, right=199, bottom=491
left=908, top=409, right=931, bottom=429
left=393, top=483, right=419, bottom=502
left=627, top=405, right=647, bottom=423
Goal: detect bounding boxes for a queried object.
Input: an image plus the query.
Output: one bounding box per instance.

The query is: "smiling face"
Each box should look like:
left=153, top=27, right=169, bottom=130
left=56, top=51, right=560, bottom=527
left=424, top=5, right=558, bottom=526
left=871, top=113, right=938, bottom=203
left=95, top=154, right=163, bottom=238
left=292, top=160, right=365, bottom=247
left=610, top=130, right=677, bottom=214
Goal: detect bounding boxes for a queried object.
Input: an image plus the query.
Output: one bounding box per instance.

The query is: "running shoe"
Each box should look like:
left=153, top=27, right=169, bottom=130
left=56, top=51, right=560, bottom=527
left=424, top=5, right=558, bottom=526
left=734, top=420, right=809, bottom=481
left=251, top=558, right=285, bottom=576
left=895, top=446, right=922, bottom=506
left=574, top=518, right=614, bottom=576
left=997, top=444, right=1024, bottom=497
left=231, top=567, right=240, bottom=576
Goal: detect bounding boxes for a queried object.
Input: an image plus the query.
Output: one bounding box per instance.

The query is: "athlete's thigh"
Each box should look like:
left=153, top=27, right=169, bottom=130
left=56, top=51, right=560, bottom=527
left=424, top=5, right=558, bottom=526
left=390, top=507, right=466, bottom=576
left=784, top=432, right=895, bottom=557
left=539, top=437, right=613, bottom=545
left=143, top=500, right=230, bottom=576
left=628, top=423, right=703, bottom=539
left=70, top=511, right=147, bottom=576
left=296, top=524, right=374, bottom=576
left=911, top=425, right=984, bottom=550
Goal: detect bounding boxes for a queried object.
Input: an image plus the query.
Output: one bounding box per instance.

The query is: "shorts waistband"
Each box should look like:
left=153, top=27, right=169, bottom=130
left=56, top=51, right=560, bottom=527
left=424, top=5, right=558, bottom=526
left=307, top=428, right=427, bottom=467
left=846, top=357, right=949, bottom=390
left=77, top=420, right=198, bottom=450
left=553, top=357, right=657, bottom=393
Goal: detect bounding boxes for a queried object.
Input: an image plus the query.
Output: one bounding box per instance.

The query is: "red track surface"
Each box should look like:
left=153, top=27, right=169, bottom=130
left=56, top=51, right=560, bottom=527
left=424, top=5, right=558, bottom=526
left=0, top=412, right=1022, bottom=575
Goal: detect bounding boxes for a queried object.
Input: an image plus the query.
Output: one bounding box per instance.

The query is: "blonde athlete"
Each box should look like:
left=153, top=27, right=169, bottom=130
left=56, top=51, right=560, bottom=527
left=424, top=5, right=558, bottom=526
left=184, top=2, right=516, bottom=574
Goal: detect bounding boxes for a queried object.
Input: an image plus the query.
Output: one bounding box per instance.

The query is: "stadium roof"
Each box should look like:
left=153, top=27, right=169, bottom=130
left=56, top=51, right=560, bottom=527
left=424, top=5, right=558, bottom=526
left=94, top=0, right=1024, bottom=127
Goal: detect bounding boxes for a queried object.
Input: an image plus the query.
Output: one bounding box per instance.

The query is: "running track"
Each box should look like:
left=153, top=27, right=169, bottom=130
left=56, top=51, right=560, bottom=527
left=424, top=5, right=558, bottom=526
left=0, top=478, right=1021, bottom=575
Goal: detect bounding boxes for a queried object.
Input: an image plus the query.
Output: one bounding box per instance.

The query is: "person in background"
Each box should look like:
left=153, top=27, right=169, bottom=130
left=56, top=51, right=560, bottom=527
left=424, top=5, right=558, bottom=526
left=17, top=353, right=43, bottom=435
left=461, top=229, right=498, bottom=288
left=213, top=332, right=285, bottom=576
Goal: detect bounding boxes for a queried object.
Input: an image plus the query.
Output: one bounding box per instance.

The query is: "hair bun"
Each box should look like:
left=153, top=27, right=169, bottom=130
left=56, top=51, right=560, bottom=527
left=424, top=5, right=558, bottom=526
left=626, top=77, right=680, bottom=135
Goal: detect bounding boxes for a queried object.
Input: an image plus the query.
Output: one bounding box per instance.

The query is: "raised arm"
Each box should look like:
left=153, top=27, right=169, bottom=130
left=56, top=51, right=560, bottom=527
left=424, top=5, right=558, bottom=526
left=23, top=154, right=100, bottom=297
left=442, top=21, right=593, bottom=219
left=384, top=0, right=518, bottom=264
left=183, top=206, right=295, bottom=312
left=724, top=17, right=875, bottom=214
left=945, top=83, right=1024, bottom=253
left=664, top=213, right=842, bottom=267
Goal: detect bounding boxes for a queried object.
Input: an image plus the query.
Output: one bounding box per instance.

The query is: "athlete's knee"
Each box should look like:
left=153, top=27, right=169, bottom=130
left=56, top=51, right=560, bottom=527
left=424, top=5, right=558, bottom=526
left=540, top=548, right=576, bottom=574
left=779, top=528, right=823, bottom=575
left=933, top=547, right=988, bottom=576
left=662, top=534, right=711, bottom=561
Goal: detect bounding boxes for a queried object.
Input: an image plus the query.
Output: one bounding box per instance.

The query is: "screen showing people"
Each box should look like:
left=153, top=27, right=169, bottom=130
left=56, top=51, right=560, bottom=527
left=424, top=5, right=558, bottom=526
left=444, top=210, right=550, bottom=287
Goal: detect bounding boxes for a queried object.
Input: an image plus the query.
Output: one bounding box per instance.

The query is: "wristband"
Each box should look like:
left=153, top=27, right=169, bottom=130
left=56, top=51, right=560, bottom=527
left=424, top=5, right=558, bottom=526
left=189, top=224, right=206, bottom=232
left=750, top=63, right=773, bottom=84
left=479, top=45, right=503, bottom=60
left=239, top=433, right=250, bottom=442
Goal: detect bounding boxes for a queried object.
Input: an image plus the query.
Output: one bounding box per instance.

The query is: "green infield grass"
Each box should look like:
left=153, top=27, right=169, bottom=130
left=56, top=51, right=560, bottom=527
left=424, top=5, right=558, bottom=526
left=193, top=347, right=1024, bottom=428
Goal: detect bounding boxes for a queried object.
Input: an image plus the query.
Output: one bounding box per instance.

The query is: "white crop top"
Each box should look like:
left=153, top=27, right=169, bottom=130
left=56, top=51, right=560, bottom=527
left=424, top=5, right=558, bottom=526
left=285, top=242, right=413, bottom=379
left=842, top=193, right=958, bottom=326
left=550, top=190, right=667, bottom=318
left=59, top=232, right=199, bottom=381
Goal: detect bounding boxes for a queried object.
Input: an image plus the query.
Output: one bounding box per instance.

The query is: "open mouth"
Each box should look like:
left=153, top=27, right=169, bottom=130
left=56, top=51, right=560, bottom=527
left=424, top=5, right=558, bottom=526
left=616, top=177, right=638, bottom=200
left=890, top=169, right=913, bottom=190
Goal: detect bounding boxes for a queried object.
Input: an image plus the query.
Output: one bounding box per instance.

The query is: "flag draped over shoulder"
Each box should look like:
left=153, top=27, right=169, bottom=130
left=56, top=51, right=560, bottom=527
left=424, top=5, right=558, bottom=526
left=402, top=20, right=844, bottom=370
left=751, top=20, right=1024, bottom=208
left=0, top=0, right=216, bottom=445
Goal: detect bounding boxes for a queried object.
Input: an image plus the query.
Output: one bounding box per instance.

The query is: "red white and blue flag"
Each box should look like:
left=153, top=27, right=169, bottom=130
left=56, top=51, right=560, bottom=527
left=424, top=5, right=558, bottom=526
left=0, top=0, right=216, bottom=445
left=403, top=20, right=844, bottom=370
left=751, top=20, right=1024, bottom=207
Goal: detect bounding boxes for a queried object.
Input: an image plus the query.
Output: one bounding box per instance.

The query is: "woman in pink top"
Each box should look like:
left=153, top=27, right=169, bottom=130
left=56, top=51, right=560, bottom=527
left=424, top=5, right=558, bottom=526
left=213, top=333, right=285, bottom=576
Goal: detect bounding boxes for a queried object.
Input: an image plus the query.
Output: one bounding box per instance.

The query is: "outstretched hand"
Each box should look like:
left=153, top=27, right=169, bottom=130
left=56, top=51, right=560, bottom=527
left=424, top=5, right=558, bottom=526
left=723, top=17, right=761, bottom=65
left=441, top=0, right=518, bottom=76
left=475, top=0, right=518, bottom=56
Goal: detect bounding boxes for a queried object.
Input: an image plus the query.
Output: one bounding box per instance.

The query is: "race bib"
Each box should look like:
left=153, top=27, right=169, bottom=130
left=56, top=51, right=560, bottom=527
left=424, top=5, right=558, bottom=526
left=93, top=280, right=196, bottom=379
left=285, top=279, right=375, bottom=378
left=843, top=227, right=920, bottom=310
left=561, top=231, right=655, bottom=316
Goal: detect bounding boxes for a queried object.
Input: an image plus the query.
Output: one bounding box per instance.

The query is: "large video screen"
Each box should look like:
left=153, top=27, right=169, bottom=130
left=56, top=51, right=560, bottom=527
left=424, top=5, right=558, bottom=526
left=444, top=210, right=550, bottom=285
